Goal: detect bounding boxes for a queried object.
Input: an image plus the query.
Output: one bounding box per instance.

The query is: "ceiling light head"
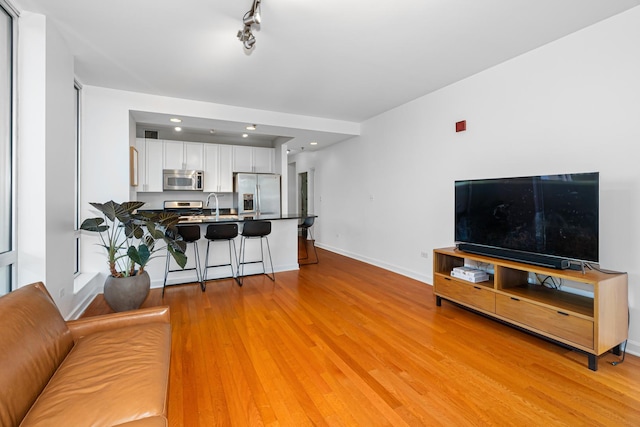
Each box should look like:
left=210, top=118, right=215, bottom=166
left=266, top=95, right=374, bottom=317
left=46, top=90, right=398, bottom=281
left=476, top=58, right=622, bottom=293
left=237, top=26, right=256, bottom=49
left=242, top=133, right=249, bottom=138
left=170, top=118, right=182, bottom=123
left=243, top=0, right=262, bottom=25
left=243, top=11, right=260, bottom=26
left=243, top=35, right=256, bottom=50
left=246, top=124, right=257, bottom=130
left=237, top=27, right=252, bottom=42
left=310, top=141, right=318, bottom=146
left=174, top=126, right=182, bottom=132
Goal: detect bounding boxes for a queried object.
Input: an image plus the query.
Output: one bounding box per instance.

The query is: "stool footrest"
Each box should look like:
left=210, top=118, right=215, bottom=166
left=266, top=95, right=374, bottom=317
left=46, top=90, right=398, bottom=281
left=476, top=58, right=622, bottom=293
left=238, top=260, right=264, bottom=266
left=205, top=262, right=235, bottom=269
left=168, top=266, right=199, bottom=274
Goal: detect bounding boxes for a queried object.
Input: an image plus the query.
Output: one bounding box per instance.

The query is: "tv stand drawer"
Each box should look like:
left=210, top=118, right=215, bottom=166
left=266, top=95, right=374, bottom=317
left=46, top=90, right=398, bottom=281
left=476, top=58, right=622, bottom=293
left=435, top=276, right=495, bottom=313
left=495, top=294, right=593, bottom=349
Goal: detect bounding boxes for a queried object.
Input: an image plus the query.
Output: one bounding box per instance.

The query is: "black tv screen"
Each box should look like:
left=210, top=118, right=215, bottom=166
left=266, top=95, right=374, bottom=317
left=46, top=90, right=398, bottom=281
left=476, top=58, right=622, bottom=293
left=455, top=172, right=599, bottom=264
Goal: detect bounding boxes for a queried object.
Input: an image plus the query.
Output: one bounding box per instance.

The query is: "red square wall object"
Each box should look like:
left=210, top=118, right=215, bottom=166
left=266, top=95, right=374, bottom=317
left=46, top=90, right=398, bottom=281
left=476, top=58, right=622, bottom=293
left=456, top=120, right=466, bottom=132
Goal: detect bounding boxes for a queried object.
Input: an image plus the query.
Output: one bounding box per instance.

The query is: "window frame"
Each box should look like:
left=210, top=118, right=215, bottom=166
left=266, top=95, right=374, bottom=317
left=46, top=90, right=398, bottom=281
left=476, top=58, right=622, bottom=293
left=73, top=79, right=82, bottom=276
left=0, top=0, right=18, bottom=295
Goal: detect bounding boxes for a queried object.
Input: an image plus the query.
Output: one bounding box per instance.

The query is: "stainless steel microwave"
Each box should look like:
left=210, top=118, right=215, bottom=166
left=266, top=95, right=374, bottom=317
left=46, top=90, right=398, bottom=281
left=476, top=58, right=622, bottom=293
left=163, top=169, right=204, bottom=191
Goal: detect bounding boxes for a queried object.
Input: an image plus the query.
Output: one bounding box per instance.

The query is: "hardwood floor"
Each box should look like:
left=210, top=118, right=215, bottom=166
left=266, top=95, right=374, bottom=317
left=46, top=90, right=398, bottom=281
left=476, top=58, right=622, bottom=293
left=81, top=248, right=640, bottom=426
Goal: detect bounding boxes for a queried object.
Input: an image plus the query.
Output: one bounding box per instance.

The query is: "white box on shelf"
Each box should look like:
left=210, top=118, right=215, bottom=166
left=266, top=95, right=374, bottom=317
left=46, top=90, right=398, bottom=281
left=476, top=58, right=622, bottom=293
left=451, top=269, right=489, bottom=283
left=452, top=266, right=488, bottom=279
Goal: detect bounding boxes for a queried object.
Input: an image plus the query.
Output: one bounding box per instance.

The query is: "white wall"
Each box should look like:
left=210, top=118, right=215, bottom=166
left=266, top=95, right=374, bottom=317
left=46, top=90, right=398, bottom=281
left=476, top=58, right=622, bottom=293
left=301, top=6, right=640, bottom=354
left=17, top=12, right=80, bottom=316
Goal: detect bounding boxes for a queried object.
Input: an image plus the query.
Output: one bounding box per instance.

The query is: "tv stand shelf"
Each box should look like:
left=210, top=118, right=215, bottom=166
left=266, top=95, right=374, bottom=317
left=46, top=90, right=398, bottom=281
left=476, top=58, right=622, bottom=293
left=433, top=247, right=628, bottom=371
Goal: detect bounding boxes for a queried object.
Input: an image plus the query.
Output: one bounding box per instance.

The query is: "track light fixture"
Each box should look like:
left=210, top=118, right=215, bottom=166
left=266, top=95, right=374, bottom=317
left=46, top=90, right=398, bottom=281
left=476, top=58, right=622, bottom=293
left=237, top=0, right=262, bottom=50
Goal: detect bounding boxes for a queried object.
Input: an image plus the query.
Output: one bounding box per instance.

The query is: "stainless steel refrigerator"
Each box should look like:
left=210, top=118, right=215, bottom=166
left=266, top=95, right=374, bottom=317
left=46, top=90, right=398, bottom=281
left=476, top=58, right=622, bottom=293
left=233, top=173, right=281, bottom=216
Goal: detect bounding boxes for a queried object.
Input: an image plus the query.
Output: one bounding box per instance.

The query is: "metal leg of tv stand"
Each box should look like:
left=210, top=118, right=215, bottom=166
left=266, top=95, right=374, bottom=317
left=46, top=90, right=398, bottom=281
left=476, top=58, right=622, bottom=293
left=612, top=344, right=622, bottom=356
left=588, top=344, right=622, bottom=370
left=436, top=296, right=442, bottom=307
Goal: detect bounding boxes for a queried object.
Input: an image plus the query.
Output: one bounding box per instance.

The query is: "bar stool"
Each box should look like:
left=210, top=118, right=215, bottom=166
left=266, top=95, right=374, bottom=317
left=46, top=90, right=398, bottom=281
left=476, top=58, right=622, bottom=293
left=298, top=216, right=318, bottom=264
left=238, top=220, right=274, bottom=286
left=163, top=225, right=204, bottom=296
left=202, top=223, right=240, bottom=287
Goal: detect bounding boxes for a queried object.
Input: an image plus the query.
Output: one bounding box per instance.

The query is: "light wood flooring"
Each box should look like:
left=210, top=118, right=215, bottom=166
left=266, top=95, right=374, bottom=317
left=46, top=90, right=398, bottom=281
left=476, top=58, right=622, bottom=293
left=81, top=246, right=640, bottom=426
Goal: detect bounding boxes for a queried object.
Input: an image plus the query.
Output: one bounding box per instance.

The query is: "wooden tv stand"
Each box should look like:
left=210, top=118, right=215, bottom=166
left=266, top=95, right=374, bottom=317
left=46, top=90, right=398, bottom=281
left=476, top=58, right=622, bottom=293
left=433, top=247, right=628, bottom=371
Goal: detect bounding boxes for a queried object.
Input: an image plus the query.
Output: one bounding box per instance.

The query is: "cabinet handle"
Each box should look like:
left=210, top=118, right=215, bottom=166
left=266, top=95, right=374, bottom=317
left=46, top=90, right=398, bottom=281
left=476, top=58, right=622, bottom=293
left=473, top=286, right=481, bottom=290
left=557, top=311, right=569, bottom=316
left=444, top=277, right=451, bottom=281
left=510, top=297, right=520, bottom=301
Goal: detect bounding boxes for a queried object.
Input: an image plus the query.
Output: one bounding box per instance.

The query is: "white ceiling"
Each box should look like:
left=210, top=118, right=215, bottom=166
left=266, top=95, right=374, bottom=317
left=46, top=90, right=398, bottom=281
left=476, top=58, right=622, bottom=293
left=14, top=0, right=640, bottom=151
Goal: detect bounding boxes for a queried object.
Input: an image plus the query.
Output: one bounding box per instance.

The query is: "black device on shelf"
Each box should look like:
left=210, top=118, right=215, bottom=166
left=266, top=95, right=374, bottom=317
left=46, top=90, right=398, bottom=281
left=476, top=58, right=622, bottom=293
left=454, top=172, right=599, bottom=268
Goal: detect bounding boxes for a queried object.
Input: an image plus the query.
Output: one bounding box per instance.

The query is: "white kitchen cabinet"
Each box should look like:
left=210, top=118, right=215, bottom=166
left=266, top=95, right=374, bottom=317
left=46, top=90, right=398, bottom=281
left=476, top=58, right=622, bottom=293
left=163, top=141, right=183, bottom=170
left=184, top=142, right=204, bottom=170
left=232, top=146, right=253, bottom=173
left=232, top=146, right=275, bottom=173
left=163, top=140, right=204, bottom=170
left=203, top=144, right=233, bottom=192
left=253, top=147, right=275, bottom=173
left=136, top=138, right=163, bottom=192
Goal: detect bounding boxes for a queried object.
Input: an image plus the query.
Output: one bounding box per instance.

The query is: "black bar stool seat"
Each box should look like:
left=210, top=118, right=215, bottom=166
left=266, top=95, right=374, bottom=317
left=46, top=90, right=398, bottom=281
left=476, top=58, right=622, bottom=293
left=298, top=216, right=318, bottom=264
left=238, top=220, right=275, bottom=286
left=163, top=224, right=204, bottom=296
left=203, top=223, right=239, bottom=287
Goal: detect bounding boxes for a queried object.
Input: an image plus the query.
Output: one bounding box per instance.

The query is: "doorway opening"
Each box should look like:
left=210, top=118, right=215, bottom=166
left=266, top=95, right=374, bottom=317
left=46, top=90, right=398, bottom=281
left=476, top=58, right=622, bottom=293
left=299, top=172, right=308, bottom=238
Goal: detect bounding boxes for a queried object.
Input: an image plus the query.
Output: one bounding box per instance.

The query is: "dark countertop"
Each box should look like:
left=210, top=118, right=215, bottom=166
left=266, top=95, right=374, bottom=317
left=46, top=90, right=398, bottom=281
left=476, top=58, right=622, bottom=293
left=137, top=209, right=315, bottom=224
left=177, top=213, right=310, bottom=224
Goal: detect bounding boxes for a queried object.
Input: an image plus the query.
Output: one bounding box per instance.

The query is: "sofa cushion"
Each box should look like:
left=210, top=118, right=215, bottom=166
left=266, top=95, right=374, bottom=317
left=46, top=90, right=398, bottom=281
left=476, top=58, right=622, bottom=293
left=21, top=322, right=171, bottom=427
left=113, top=416, right=168, bottom=427
left=0, top=283, right=74, bottom=427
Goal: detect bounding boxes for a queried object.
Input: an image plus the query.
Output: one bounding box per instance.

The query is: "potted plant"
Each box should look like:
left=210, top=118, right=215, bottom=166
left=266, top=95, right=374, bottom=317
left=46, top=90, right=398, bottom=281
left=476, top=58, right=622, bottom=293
left=81, top=200, right=187, bottom=311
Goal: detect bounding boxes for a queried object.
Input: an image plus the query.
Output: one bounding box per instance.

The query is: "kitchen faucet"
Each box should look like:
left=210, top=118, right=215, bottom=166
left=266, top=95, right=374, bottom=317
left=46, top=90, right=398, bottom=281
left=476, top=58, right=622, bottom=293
left=206, top=192, right=219, bottom=219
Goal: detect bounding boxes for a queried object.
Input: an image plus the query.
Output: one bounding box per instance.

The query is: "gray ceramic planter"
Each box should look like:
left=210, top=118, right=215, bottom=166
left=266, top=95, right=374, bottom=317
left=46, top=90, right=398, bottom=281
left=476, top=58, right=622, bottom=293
left=103, top=270, right=150, bottom=312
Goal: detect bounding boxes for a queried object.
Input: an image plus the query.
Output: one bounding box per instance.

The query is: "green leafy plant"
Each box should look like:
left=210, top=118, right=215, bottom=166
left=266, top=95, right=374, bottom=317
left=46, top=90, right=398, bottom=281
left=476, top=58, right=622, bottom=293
left=81, top=200, right=187, bottom=277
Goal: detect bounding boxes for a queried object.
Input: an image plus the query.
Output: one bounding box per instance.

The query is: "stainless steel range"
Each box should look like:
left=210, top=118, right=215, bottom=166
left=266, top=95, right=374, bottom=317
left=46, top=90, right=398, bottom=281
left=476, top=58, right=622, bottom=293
left=163, top=200, right=204, bottom=220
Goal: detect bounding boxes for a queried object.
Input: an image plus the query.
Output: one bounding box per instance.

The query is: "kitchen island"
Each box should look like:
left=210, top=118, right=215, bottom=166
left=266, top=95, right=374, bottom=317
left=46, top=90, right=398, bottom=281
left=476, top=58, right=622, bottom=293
left=139, top=212, right=310, bottom=288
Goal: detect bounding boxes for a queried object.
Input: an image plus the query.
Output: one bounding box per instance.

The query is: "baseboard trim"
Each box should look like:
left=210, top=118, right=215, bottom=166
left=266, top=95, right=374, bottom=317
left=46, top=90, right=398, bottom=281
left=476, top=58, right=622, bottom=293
left=625, top=339, right=640, bottom=358
left=150, top=262, right=300, bottom=289
left=315, top=243, right=432, bottom=285
left=67, top=273, right=102, bottom=320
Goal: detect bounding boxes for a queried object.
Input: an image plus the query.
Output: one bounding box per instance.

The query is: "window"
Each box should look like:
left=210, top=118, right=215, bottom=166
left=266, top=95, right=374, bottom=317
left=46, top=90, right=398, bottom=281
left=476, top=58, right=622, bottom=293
left=0, top=1, right=16, bottom=296
left=73, top=81, right=81, bottom=275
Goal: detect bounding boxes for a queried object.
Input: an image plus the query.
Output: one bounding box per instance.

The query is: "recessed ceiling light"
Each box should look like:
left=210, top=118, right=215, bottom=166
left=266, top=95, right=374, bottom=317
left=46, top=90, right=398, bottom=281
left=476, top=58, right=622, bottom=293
left=310, top=141, right=318, bottom=145
left=174, top=127, right=182, bottom=132
left=242, top=133, right=249, bottom=138
left=170, top=118, right=182, bottom=123
left=209, top=129, right=215, bottom=134
left=246, top=124, right=256, bottom=130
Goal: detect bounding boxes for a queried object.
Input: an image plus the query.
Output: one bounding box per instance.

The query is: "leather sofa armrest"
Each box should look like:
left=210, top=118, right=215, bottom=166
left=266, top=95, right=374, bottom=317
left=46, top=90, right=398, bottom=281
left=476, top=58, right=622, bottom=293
left=66, top=306, right=170, bottom=341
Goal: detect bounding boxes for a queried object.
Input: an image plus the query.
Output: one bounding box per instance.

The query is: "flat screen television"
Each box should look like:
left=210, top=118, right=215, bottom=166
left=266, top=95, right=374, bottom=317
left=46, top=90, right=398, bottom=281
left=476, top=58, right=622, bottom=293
left=454, top=172, right=599, bottom=269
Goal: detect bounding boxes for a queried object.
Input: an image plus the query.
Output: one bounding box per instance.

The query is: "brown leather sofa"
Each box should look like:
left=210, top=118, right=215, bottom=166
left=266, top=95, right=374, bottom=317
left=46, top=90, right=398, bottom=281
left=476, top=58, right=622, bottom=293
left=0, top=282, right=172, bottom=427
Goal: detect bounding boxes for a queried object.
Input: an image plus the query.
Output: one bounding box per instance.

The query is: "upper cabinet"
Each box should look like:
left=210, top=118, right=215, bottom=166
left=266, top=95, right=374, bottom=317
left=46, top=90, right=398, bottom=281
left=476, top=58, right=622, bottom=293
left=203, top=144, right=233, bottom=193
left=163, top=141, right=204, bottom=170
left=136, top=138, right=163, bottom=192
left=253, top=147, right=275, bottom=173
left=232, top=146, right=275, bottom=173
left=134, top=138, right=275, bottom=193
